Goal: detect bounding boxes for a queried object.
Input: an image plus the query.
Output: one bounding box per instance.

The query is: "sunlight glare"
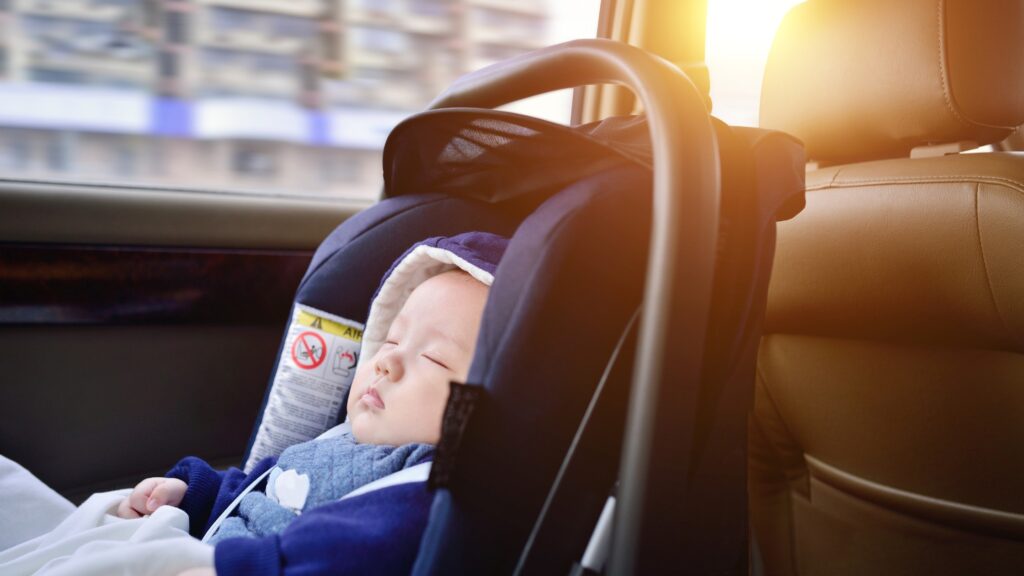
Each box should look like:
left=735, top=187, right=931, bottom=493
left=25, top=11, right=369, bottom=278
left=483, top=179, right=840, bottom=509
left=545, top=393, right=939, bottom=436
left=705, top=0, right=806, bottom=126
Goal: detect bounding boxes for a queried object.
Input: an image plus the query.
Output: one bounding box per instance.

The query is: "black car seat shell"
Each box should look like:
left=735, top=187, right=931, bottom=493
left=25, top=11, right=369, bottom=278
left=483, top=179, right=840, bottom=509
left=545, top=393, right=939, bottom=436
left=754, top=0, right=1024, bottom=574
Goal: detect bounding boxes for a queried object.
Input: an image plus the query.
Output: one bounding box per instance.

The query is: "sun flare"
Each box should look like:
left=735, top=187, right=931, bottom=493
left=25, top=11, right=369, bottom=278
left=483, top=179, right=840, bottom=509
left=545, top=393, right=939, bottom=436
left=705, top=0, right=806, bottom=125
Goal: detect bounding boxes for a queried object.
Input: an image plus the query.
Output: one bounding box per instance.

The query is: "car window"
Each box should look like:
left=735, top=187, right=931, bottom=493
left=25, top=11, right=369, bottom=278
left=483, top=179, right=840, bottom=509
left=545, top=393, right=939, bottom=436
left=705, top=0, right=805, bottom=127
left=0, top=0, right=600, bottom=201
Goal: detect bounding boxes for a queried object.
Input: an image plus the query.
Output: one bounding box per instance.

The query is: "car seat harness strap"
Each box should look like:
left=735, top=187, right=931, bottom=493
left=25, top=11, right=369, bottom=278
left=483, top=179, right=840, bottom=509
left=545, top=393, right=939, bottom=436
left=428, top=381, right=483, bottom=490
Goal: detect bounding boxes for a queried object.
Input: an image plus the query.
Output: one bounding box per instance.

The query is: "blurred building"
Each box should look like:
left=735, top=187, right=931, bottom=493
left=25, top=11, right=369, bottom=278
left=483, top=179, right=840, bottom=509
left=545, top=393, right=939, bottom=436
left=0, top=0, right=549, bottom=198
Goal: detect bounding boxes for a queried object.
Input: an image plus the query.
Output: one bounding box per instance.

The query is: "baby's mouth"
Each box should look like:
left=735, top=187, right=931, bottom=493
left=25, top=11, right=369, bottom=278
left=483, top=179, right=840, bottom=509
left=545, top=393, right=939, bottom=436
left=361, top=387, right=385, bottom=410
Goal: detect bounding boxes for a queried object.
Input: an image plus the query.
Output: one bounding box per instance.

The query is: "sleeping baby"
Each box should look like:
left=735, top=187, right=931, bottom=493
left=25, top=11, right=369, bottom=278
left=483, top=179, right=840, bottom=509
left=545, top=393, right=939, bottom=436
left=0, top=232, right=507, bottom=576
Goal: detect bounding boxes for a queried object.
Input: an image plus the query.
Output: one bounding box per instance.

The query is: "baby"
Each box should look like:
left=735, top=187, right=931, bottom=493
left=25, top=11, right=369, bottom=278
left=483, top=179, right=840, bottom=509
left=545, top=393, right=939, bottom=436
left=116, top=269, right=488, bottom=514
left=0, top=232, right=505, bottom=576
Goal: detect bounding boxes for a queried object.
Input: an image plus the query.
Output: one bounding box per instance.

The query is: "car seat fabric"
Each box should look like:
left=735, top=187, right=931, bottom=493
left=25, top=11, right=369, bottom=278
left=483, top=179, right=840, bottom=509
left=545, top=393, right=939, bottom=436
left=414, top=162, right=655, bottom=575
left=383, top=109, right=657, bottom=205
left=361, top=232, right=508, bottom=363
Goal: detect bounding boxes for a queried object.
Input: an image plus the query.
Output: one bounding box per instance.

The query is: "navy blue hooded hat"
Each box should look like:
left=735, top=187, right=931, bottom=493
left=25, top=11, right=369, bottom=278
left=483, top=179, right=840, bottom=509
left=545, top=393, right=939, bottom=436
left=360, top=231, right=509, bottom=364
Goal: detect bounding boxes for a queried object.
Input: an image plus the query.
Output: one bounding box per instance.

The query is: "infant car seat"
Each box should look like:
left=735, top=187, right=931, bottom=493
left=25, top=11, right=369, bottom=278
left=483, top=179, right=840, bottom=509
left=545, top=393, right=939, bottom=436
left=243, top=39, right=805, bottom=575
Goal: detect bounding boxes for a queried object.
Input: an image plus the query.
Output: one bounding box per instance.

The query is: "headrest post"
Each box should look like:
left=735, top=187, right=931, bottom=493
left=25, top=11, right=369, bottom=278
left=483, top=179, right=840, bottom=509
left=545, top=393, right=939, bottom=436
left=909, top=141, right=980, bottom=159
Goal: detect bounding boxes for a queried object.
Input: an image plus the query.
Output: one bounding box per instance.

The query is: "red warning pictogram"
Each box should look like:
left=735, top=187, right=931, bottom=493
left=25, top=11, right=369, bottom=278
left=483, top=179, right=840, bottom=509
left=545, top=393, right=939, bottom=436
left=291, top=331, right=327, bottom=369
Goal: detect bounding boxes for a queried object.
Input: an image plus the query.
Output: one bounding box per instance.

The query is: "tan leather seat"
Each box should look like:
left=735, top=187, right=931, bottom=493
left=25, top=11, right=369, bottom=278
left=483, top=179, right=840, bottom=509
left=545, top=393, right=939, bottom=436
left=751, top=1, right=1024, bottom=574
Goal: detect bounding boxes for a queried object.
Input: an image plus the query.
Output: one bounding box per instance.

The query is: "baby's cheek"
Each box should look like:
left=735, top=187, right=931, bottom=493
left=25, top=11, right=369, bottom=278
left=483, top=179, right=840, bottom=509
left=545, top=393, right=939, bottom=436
left=349, top=411, right=373, bottom=444
left=403, top=386, right=449, bottom=445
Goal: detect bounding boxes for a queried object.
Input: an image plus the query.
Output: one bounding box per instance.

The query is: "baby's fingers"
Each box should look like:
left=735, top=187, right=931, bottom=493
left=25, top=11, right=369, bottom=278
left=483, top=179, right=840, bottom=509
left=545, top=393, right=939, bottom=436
left=127, top=477, right=162, bottom=516
left=116, top=496, right=143, bottom=519
left=147, top=478, right=187, bottom=512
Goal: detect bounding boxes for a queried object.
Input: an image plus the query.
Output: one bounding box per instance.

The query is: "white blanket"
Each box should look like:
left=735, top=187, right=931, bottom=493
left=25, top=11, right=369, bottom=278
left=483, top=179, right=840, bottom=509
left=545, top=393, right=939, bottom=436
left=0, top=456, right=214, bottom=576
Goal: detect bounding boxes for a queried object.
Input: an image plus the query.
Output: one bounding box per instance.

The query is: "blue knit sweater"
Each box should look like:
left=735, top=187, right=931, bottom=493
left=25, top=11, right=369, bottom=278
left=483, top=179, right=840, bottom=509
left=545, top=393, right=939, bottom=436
left=166, top=436, right=434, bottom=576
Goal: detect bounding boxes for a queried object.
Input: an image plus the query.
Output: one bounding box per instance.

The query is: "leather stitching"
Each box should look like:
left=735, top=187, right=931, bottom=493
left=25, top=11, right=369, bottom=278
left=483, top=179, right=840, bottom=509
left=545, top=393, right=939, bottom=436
left=827, top=166, right=843, bottom=188
left=807, top=175, right=1024, bottom=195
left=936, top=0, right=971, bottom=128
left=936, top=0, right=1013, bottom=131
left=973, top=182, right=1024, bottom=349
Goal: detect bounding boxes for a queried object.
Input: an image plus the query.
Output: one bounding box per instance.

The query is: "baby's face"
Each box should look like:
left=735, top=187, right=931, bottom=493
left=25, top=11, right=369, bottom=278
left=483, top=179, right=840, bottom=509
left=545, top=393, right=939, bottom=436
left=347, top=270, right=488, bottom=445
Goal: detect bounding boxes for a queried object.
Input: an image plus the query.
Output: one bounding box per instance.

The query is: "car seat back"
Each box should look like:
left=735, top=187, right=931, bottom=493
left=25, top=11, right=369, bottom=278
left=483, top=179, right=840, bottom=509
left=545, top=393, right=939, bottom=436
left=755, top=1, right=1024, bottom=574
left=508, top=121, right=805, bottom=575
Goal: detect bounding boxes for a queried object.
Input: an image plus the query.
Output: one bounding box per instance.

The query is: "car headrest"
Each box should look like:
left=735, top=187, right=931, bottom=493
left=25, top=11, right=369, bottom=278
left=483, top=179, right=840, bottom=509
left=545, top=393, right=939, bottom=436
left=759, top=0, right=1024, bottom=164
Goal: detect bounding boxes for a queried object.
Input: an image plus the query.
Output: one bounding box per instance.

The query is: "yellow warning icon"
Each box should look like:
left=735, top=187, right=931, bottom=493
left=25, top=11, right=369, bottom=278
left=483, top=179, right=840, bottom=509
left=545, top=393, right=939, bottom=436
left=295, top=309, right=363, bottom=343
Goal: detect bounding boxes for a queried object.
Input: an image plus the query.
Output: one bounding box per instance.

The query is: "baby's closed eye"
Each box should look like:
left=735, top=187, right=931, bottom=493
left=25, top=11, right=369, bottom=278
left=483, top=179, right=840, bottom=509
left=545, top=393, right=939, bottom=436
left=421, top=353, right=450, bottom=370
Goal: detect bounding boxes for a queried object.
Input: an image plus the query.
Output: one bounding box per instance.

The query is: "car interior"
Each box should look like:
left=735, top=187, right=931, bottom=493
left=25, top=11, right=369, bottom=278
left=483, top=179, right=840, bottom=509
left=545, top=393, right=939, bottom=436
left=1, top=0, right=1022, bottom=575
left=752, top=1, right=1024, bottom=574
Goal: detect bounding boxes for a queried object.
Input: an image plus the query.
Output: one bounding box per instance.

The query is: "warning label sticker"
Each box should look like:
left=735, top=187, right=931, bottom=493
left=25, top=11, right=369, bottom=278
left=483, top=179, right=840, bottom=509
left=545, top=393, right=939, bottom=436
left=245, top=305, right=363, bottom=471
left=291, top=331, right=327, bottom=369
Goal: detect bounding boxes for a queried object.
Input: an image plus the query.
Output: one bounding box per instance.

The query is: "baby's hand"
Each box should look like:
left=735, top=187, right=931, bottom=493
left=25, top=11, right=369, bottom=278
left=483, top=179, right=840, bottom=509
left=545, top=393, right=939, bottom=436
left=116, top=477, right=187, bottom=519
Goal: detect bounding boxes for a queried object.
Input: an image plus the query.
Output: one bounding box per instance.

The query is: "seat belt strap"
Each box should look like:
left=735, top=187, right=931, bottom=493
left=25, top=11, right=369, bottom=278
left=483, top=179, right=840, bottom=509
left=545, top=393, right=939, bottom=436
left=202, top=467, right=273, bottom=543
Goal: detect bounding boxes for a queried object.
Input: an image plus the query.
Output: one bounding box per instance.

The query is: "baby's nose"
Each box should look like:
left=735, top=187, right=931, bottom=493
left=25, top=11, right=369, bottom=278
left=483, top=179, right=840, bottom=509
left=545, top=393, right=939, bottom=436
left=375, top=350, right=403, bottom=380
